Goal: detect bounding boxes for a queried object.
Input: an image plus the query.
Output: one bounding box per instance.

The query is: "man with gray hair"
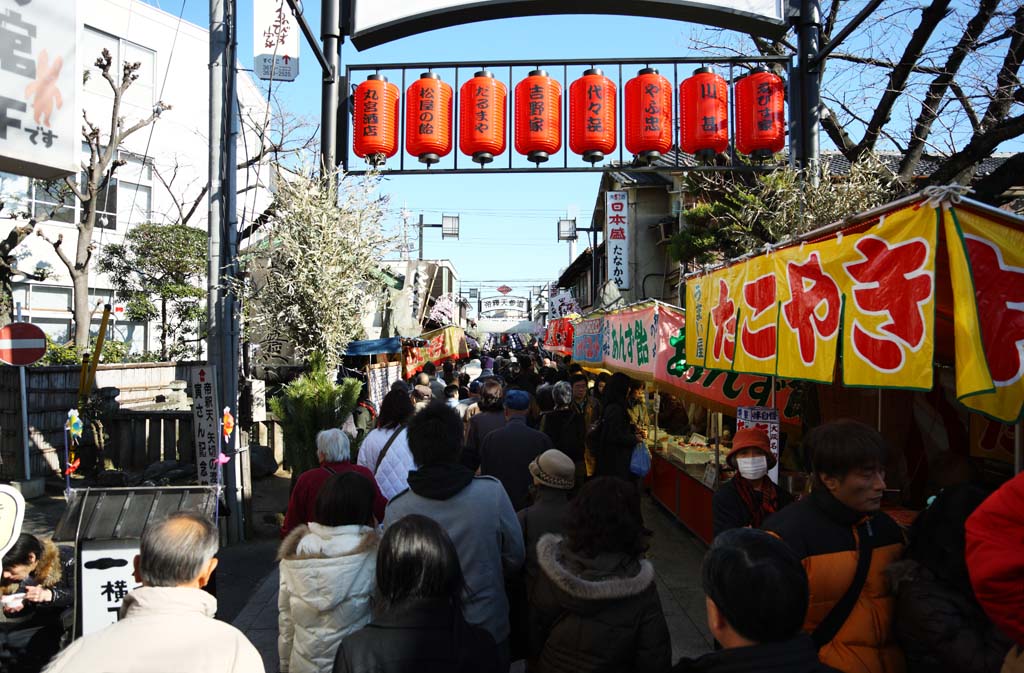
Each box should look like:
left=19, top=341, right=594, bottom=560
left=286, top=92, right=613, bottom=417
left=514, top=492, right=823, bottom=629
left=44, top=512, right=265, bottom=672
left=280, top=428, right=386, bottom=536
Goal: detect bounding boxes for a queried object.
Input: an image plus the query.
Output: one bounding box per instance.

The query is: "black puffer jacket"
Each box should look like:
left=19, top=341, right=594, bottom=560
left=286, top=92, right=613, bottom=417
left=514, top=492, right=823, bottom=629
left=672, top=635, right=842, bottom=673
left=888, top=559, right=1011, bottom=673
left=528, top=534, right=671, bottom=673
left=593, top=401, right=636, bottom=481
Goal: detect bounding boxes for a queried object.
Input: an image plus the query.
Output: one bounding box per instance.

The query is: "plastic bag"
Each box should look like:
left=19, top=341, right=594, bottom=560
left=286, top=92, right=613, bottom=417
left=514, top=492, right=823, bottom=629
left=630, top=441, right=651, bottom=478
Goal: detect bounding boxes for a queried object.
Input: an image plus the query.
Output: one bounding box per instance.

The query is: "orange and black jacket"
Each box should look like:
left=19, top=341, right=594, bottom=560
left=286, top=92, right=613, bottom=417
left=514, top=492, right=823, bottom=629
left=763, top=489, right=906, bottom=673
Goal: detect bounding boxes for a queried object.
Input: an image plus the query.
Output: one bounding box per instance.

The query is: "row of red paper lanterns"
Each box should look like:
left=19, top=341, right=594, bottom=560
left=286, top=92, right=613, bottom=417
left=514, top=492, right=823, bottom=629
left=352, top=66, right=786, bottom=166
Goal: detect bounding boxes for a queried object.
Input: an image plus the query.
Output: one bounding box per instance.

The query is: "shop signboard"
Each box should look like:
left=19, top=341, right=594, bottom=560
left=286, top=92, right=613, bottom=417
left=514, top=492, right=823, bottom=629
left=544, top=317, right=574, bottom=356
left=254, top=0, right=300, bottom=81
left=0, top=0, right=78, bottom=178
left=686, top=202, right=938, bottom=390
left=403, top=326, right=468, bottom=377
left=80, top=539, right=139, bottom=635
left=190, top=366, right=219, bottom=486
left=549, top=290, right=581, bottom=319
left=572, top=317, right=603, bottom=365
left=654, top=303, right=801, bottom=425
left=736, top=405, right=781, bottom=482
left=606, top=191, right=630, bottom=290
left=602, top=304, right=656, bottom=379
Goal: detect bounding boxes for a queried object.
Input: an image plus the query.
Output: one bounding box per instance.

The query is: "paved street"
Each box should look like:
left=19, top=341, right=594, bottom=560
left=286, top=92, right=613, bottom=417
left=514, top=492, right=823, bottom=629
left=233, top=496, right=713, bottom=672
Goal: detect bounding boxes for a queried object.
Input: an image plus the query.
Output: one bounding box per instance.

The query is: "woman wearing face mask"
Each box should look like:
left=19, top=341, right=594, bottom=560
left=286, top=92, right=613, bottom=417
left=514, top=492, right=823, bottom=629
left=712, top=428, right=793, bottom=538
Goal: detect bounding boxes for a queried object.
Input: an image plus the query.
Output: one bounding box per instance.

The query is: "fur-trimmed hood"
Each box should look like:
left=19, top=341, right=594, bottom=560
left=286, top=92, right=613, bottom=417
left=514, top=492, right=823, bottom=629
left=2, top=537, right=62, bottom=595
left=278, top=523, right=378, bottom=561
left=278, top=523, right=379, bottom=615
left=536, top=533, right=655, bottom=603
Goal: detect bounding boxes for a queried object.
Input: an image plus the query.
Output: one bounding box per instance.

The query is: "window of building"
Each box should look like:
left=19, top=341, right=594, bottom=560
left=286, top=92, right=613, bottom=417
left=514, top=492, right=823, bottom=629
left=82, top=27, right=156, bottom=110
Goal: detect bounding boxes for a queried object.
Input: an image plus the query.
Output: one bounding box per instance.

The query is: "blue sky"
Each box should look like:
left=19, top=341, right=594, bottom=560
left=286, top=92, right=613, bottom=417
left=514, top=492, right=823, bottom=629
left=144, top=0, right=1021, bottom=301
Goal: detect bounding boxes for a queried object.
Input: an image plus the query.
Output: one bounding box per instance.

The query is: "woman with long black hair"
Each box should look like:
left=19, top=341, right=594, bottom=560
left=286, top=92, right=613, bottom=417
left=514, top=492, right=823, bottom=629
left=593, top=373, right=642, bottom=481
left=357, top=389, right=416, bottom=501
left=332, top=514, right=499, bottom=673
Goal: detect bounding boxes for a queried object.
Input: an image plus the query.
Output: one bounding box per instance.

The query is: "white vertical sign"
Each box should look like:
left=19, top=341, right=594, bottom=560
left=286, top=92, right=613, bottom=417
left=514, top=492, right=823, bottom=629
left=79, top=539, right=141, bottom=635
left=606, top=191, right=630, bottom=290
left=0, top=0, right=78, bottom=178
left=190, top=366, right=219, bottom=485
left=736, top=405, right=781, bottom=483
left=254, top=0, right=300, bottom=82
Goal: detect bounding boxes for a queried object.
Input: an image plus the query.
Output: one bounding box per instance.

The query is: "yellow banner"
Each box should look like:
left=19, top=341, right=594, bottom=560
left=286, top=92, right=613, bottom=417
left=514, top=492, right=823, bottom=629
left=701, top=265, right=745, bottom=372
left=733, top=254, right=778, bottom=376
left=946, top=206, right=1024, bottom=423
left=839, top=204, right=937, bottom=389
left=684, top=273, right=713, bottom=367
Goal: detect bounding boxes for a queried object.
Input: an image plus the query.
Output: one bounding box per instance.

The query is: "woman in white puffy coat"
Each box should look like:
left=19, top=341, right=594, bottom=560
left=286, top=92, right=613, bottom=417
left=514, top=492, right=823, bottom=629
left=278, top=471, right=379, bottom=673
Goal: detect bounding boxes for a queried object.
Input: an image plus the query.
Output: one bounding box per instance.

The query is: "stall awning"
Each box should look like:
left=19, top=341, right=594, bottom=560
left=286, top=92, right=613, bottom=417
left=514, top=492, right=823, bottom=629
left=344, top=337, right=402, bottom=356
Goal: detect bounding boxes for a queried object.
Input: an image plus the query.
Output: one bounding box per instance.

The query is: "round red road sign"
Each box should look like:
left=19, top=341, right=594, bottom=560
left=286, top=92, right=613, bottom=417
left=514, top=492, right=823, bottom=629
left=0, top=322, right=47, bottom=366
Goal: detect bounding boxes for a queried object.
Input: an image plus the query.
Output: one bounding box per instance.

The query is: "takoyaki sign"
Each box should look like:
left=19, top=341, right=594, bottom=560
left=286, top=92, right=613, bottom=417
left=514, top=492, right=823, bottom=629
left=348, top=0, right=788, bottom=49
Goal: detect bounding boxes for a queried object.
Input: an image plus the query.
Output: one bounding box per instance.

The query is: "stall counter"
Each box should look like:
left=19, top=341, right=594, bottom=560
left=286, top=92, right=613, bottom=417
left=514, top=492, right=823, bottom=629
left=647, top=450, right=714, bottom=544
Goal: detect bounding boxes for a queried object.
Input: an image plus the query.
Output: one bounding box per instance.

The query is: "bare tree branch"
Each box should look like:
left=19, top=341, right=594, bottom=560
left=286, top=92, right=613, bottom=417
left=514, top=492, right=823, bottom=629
left=828, top=52, right=945, bottom=75
left=927, top=113, right=1024, bottom=185
left=972, top=151, right=1024, bottom=204
left=978, top=4, right=1024, bottom=133
left=949, top=81, right=982, bottom=131
left=820, top=104, right=858, bottom=154
left=36, top=230, right=74, bottom=273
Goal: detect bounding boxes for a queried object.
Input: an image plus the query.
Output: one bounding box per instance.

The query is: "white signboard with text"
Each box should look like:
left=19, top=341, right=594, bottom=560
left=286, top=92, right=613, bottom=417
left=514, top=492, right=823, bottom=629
left=606, top=191, right=630, bottom=291
left=0, top=0, right=78, bottom=178
left=549, top=290, right=581, bottom=319
left=80, top=539, right=140, bottom=636
left=254, top=0, right=300, bottom=81
left=190, top=366, right=219, bottom=485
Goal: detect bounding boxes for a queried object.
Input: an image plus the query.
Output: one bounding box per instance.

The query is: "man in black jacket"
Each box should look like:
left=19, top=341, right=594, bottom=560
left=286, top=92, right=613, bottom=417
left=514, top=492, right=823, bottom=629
left=673, top=528, right=841, bottom=673
left=479, top=390, right=554, bottom=511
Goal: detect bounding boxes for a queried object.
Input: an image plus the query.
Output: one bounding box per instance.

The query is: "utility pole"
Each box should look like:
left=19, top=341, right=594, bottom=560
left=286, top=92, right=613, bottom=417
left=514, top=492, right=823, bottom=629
left=321, top=0, right=341, bottom=172
left=209, top=0, right=243, bottom=542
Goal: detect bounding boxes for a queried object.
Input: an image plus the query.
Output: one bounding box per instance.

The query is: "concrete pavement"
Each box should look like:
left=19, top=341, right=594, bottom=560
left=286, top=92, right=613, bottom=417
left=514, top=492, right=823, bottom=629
left=234, top=496, right=714, bottom=672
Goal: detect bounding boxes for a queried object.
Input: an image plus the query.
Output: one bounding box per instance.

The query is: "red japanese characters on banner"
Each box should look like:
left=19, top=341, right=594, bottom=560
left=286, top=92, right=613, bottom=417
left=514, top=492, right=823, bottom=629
left=741, top=273, right=777, bottom=360
left=606, top=191, right=630, bottom=290
left=459, top=70, right=507, bottom=164
left=405, top=71, right=453, bottom=165
left=679, top=67, right=729, bottom=161
left=402, top=327, right=469, bottom=377
left=570, top=68, right=616, bottom=164
left=625, top=67, right=672, bottom=163
left=515, top=69, right=561, bottom=165
left=710, top=279, right=736, bottom=363
left=353, top=75, right=400, bottom=162
left=781, top=252, right=841, bottom=367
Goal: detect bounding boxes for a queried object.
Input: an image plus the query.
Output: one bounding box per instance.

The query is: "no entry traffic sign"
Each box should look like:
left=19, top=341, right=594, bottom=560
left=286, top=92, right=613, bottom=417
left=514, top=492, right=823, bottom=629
left=0, top=322, right=47, bottom=366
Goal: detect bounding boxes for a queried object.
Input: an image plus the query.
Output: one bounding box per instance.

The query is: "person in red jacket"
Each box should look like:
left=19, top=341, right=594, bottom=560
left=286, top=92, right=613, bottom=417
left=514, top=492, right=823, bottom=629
left=281, top=428, right=387, bottom=537
left=965, top=470, right=1024, bottom=671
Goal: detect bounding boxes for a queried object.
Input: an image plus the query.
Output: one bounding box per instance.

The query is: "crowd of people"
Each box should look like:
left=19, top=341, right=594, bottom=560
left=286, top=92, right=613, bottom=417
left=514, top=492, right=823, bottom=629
left=3, top=345, right=1023, bottom=673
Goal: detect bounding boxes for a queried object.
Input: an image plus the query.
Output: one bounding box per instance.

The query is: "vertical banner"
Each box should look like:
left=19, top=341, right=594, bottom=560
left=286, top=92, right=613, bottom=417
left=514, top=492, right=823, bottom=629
left=190, top=366, right=219, bottom=486
left=254, top=0, right=300, bottom=81
left=736, top=406, right=781, bottom=483
left=0, top=0, right=78, bottom=178
left=701, top=266, right=745, bottom=373
left=684, top=273, right=713, bottom=368
left=945, top=206, right=1024, bottom=423
left=733, top=254, right=778, bottom=376
left=606, top=191, right=630, bottom=290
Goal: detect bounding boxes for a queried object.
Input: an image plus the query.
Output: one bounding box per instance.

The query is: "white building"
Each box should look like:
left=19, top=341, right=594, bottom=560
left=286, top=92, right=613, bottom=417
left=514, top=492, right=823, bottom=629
left=1, top=0, right=275, bottom=354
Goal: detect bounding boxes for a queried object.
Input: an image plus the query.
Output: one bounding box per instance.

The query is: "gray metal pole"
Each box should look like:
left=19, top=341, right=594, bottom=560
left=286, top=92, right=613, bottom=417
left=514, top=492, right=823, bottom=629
left=16, top=303, right=29, bottom=481
left=798, top=0, right=821, bottom=181
left=418, top=214, right=424, bottom=261
left=321, top=0, right=340, bottom=172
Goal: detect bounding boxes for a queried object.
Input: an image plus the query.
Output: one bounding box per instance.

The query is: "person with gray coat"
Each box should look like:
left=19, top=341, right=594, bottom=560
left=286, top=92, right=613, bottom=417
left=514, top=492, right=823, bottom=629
left=383, top=400, right=525, bottom=672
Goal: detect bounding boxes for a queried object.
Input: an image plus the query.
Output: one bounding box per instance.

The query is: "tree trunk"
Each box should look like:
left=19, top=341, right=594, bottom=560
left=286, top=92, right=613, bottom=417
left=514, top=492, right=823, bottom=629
left=72, top=209, right=97, bottom=351
left=0, top=271, right=14, bottom=327
left=161, top=297, right=168, bottom=360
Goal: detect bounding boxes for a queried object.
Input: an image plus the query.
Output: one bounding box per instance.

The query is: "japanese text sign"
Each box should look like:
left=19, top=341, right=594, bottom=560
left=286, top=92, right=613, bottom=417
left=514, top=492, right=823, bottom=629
left=403, top=326, right=469, bottom=377
left=190, top=366, right=219, bottom=486
left=254, top=0, right=299, bottom=81
left=602, top=304, right=656, bottom=379
left=0, top=0, right=77, bottom=178
left=544, top=317, right=574, bottom=355
left=606, top=191, right=630, bottom=290
left=686, top=203, right=938, bottom=390
left=943, top=205, right=1024, bottom=423
left=549, top=289, right=581, bottom=320
left=80, top=539, right=140, bottom=635
left=572, top=316, right=604, bottom=364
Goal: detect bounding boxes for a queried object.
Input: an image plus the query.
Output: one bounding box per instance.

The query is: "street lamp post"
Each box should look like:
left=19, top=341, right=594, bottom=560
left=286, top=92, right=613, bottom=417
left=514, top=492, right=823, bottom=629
left=558, top=217, right=600, bottom=310
left=418, top=214, right=460, bottom=260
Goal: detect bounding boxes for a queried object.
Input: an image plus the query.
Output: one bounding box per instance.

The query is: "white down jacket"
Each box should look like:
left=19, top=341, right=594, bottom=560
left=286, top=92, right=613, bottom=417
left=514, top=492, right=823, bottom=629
left=278, top=523, right=378, bottom=673
left=357, top=426, right=415, bottom=500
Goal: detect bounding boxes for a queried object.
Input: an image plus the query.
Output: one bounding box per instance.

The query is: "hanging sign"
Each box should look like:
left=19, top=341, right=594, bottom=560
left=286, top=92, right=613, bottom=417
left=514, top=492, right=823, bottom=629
left=403, top=326, right=469, bottom=377
left=572, top=316, right=604, bottom=364
left=606, top=191, right=630, bottom=290
left=0, top=0, right=78, bottom=178
left=549, top=289, right=581, bottom=320
left=254, top=0, right=300, bottom=81
left=944, top=205, right=1024, bottom=423
left=602, top=304, right=656, bottom=379
left=544, top=317, right=574, bottom=356
left=190, top=366, right=219, bottom=486
left=686, top=202, right=938, bottom=390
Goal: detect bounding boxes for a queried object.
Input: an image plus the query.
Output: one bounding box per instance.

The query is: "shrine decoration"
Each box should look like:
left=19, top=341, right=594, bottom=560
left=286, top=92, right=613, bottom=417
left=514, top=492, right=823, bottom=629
left=624, top=67, right=672, bottom=164
left=570, top=68, right=616, bottom=164
left=405, top=71, right=453, bottom=165
left=514, top=69, right=562, bottom=165
left=353, top=74, right=400, bottom=164
left=683, top=192, right=1024, bottom=424
left=679, top=67, right=729, bottom=161
left=459, top=70, right=507, bottom=164
left=734, top=67, right=785, bottom=159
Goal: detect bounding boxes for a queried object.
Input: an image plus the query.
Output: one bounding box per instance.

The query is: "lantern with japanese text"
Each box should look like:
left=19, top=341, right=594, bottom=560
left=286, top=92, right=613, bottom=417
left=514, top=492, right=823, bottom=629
left=680, top=67, right=729, bottom=161
left=735, top=67, right=786, bottom=159
left=353, top=75, right=400, bottom=165
left=625, top=68, right=672, bottom=164
left=514, top=69, right=561, bottom=165
left=459, top=70, right=507, bottom=164
left=570, top=68, right=616, bottom=164
left=405, top=71, right=453, bottom=165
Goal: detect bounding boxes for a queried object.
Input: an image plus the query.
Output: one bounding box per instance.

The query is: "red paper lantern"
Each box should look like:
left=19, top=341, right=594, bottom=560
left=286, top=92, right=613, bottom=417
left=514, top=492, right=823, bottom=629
left=459, top=70, right=507, bottom=164
left=514, top=69, right=561, bottom=165
left=405, top=71, right=453, bottom=165
left=625, top=67, right=672, bottom=163
left=570, top=68, right=616, bottom=164
left=735, top=67, right=786, bottom=159
left=679, top=67, right=729, bottom=161
left=353, top=75, right=400, bottom=164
